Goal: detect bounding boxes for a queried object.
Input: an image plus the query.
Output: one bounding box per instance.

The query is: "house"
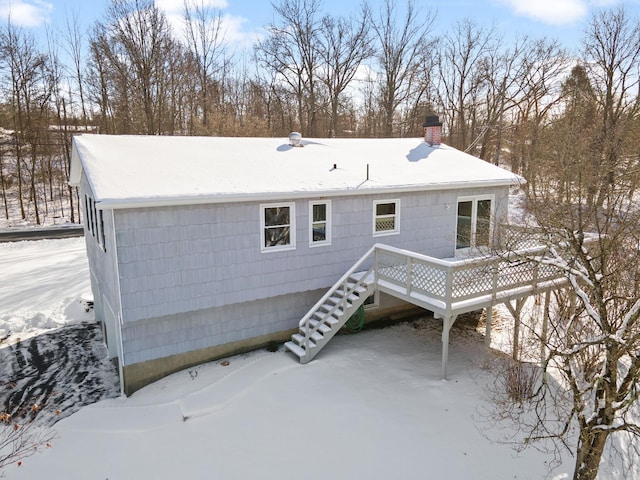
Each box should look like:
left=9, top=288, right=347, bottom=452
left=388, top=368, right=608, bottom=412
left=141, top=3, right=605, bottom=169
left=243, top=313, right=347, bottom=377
left=69, top=117, right=523, bottom=395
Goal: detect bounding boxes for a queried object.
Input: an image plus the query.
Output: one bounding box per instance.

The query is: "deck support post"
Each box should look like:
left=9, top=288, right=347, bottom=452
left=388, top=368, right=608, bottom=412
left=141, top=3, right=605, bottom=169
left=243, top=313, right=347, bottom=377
left=505, top=298, right=525, bottom=361
left=540, top=290, right=551, bottom=363
left=440, top=314, right=457, bottom=380
left=484, top=305, right=493, bottom=348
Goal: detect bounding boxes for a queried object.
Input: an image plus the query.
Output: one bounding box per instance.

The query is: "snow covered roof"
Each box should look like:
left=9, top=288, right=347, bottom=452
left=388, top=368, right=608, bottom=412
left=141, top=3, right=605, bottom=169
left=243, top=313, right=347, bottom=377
left=70, top=134, right=523, bottom=209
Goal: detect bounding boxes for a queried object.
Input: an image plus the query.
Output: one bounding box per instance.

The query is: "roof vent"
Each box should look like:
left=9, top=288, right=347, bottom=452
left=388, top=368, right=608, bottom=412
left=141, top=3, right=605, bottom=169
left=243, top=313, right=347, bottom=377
left=289, top=132, right=303, bottom=147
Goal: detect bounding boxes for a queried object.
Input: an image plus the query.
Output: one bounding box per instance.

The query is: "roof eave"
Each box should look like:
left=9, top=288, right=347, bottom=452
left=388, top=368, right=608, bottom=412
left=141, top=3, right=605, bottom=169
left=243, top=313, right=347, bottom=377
left=94, top=178, right=524, bottom=210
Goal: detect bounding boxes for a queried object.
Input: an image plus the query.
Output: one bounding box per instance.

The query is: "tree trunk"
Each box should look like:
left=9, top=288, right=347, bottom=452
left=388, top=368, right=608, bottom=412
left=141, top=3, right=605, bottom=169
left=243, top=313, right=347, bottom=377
left=30, top=152, right=40, bottom=225
left=573, top=429, right=608, bottom=480
left=0, top=154, right=7, bottom=220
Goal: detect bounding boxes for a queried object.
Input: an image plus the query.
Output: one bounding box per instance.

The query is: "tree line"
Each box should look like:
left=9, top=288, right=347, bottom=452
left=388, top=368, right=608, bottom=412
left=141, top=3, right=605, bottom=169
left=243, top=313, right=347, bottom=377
left=0, top=0, right=637, bottom=225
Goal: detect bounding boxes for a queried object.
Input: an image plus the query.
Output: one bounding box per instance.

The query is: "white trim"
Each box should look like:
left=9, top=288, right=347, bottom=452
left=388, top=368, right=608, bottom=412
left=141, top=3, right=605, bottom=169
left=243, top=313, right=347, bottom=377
left=309, top=200, right=331, bottom=247
left=260, top=202, right=296, bottom=253
left=110, top=209, right=125, bottom=395
left=91, top=179, right=520, bottom=210
left=373, top=198, right=400, bottom=237
left=455, top=194, right=495, bottom=253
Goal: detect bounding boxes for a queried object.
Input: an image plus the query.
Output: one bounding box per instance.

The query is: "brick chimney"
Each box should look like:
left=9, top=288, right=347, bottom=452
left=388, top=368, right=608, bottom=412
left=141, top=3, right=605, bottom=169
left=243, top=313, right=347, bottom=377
left=423, top=115, right=442, bottom=146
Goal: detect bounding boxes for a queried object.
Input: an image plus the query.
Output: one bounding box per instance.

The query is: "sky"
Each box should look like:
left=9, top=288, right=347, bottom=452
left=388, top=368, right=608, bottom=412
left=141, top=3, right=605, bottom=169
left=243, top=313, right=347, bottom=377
left=0, top=0, right=638, bottom=54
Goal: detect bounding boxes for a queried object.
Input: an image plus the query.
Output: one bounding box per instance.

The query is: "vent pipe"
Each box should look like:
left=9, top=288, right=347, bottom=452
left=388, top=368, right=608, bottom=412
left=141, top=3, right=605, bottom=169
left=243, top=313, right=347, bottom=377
left=288, top=132, right=303, bottom=147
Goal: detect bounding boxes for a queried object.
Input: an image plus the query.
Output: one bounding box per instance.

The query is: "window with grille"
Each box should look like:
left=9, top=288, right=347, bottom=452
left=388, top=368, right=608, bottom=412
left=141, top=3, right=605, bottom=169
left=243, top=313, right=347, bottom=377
left=261, top=203, right=296, bottom=252
left=373, top=199, right=400, bottom=236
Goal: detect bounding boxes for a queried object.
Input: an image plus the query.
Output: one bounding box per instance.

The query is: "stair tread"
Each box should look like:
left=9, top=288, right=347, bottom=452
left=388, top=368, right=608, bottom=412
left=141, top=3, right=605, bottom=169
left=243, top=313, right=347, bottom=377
left=285, top=341, right=305, bottom=358
left=293, top=332, right=323, bottom=344
left=313, top=311, right=343, bottom=322
left=319, top=305, right=343, bottom=316
left=306, top=321, right=332, bottom=333
left=329, top=294, right=360, bottom=304
left=325, top=316, right=339, bottom=325
left=337, top=286, right=367, bottom=296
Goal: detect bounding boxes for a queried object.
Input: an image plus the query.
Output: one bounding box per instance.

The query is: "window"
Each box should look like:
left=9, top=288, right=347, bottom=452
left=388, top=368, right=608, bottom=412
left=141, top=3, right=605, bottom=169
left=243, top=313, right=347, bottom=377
left=309, top=201, right=331, bottom=246
left=373, top=199, right=400, bottom=236
left=261, top=203, right=296, bottom=252
left=88, top=197, right=96, bottom=237
left=84, top=195, right=91, bottom=232
left=97, top=210, right=106, bottom=251
left=84, top=194, right=106, bottom=252
left=456, top=196, right=493, bottom=250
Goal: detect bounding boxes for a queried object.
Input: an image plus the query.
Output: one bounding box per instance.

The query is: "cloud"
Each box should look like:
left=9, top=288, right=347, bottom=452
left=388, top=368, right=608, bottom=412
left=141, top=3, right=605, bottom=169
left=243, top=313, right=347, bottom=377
left=589, top=0, right=619, bottom=6
left=0, top=0, right=52, bottom=27
left=157, top=1, right=257, bottom=49
left=156, top=0, right=229, bottom=15
left=498, top=0, right=588, bottom=25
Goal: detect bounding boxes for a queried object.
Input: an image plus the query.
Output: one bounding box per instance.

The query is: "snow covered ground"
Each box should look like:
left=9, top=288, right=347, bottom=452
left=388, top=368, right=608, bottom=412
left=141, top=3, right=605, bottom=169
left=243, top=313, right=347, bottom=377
left=0, top=237, right=631, bottom=479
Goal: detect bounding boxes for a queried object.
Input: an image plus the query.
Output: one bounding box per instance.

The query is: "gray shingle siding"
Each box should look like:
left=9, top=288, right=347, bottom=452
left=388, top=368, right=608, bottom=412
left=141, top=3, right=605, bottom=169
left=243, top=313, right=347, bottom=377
left=113, top=187, right=509, bottom=325
left=81, top=173, right=120, bottom=322
left=120, top=290, right=323, bottom=365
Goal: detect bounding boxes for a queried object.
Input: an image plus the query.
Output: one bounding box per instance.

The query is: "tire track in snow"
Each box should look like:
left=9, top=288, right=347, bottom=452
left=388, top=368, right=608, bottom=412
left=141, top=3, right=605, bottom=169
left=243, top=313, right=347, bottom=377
left=0, top=322, right=120, bottom=426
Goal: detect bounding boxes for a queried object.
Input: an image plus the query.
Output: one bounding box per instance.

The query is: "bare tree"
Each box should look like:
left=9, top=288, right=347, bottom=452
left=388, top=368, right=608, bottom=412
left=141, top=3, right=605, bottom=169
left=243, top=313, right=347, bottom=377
left=317, top=5, right=373, bottom=137
left=0, top=20, right=52, bottom=224
left=582, top=6, right=640, bottom=207
left=61, top=8, right=89, bottom=128
left=90, top=0, right=183, bottom=135
left=435, top=18, right=496, bottom=150
left=371, top=0, right=435, bottom=137
left=183, top=0, right=230, bottom=134
left=507, top=38, right=567, bottom=182
left=256, top=0, right=323, bottom=136
left=491, top=21, right=640, bottom=475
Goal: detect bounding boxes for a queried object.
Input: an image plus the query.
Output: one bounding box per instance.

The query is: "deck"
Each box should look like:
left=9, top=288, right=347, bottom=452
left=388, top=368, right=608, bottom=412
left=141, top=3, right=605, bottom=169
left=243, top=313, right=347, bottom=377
left=374, top=243, right=566, bottom=319
left=288, top=237, right=573, bottom=378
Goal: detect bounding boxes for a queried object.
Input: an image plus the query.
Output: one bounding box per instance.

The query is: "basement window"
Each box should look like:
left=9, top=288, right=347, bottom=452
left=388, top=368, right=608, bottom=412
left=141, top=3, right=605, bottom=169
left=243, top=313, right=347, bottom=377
left=261, top=203, right=296, bottom=252
left=373, top=199, right=400, bottom=236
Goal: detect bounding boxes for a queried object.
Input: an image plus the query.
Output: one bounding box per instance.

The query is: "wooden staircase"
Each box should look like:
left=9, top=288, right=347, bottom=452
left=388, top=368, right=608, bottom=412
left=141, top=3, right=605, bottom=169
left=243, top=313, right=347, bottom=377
left=285, top=247, right=376, bottom=364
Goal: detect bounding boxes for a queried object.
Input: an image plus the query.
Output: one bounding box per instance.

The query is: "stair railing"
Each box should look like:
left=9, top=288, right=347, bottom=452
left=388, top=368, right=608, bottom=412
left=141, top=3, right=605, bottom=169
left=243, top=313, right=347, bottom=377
left=299, top=244, right=378, bottom=353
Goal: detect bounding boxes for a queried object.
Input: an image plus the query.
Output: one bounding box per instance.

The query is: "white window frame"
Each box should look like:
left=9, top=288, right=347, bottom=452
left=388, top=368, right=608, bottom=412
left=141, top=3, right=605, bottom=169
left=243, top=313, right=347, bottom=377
left=260, top=202, right=296, bottom=253
left=309, top=200, right=331, bottom=247
left=373, top=199, right=400, bottom=237
left=97, top=209, right=106, bottom=251
left=455, top=194, right=494, bottom=252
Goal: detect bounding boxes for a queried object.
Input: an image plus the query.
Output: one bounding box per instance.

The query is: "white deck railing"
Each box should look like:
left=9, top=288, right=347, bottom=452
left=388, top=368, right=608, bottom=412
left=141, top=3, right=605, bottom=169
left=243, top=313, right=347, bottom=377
left=373, top=242, right=566, bottom=317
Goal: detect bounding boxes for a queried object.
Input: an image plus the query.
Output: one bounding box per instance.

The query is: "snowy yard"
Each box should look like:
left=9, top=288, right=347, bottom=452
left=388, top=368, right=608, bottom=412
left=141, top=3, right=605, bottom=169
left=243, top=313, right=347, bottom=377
left=2, top=237, right=631, bottom=479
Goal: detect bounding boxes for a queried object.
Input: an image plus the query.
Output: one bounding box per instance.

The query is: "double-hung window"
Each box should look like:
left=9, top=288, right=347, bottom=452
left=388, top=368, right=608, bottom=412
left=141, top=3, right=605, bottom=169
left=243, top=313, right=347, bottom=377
left=373, top=199, right=400, bottom=236
left=456, top=195, right=493, bottom=250
left=261, top=203, right=296, bottom=252
left=309, top=200, right=331, bottom=247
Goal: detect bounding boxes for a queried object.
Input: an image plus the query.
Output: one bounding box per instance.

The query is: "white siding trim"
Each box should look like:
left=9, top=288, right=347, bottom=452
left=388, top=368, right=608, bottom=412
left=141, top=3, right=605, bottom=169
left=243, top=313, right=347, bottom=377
left=110, top=209, right=126, bottom=394
left=93, top=179, right=519, bottom=210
